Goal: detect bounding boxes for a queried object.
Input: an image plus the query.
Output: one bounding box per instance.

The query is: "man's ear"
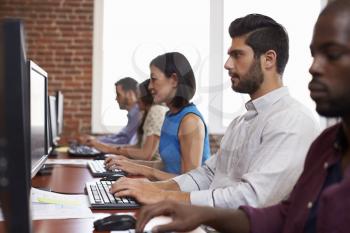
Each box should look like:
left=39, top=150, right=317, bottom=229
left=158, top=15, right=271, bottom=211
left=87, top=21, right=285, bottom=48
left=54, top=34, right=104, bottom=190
left=126, top=89, right=136, bottom=100
left=262, top=50, right=277, bottom=70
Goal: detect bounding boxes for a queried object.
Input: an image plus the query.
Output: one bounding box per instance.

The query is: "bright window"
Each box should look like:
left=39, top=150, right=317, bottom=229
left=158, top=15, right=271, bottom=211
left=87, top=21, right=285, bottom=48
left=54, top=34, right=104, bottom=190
left=93, top=0, right=209, bottom=133
left=93, top=0, right=325, bottom=134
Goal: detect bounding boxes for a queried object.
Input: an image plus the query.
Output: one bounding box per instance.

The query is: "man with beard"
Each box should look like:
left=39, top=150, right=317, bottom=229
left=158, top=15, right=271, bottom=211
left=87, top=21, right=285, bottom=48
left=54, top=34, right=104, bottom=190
left=133, top=1, right=350, bottom=232
left=109, top=14, right=319, bottom=209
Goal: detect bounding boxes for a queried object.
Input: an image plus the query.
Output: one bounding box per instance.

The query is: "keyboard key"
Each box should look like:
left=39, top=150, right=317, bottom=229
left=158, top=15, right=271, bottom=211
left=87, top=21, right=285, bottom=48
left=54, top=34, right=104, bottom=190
left=86, top=181, right=139, bottom=209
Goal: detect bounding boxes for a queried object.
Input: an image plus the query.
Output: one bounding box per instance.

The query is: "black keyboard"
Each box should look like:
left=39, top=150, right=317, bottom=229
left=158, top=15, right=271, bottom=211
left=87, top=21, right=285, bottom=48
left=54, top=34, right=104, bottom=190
left=86, top=181, right=139, bottom=209
left=87, top=160, right=126, bottom=177
left=68, top=144, right=102, bottom=157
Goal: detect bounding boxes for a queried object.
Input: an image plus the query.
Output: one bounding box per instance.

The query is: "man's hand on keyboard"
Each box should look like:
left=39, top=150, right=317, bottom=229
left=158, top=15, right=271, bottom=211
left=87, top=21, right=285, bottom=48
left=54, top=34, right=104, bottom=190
left=136, top=200, right=207, bottom=233
left=79, top=134, right=96, bottom=147
left=110, top=177, right=166, bottom=205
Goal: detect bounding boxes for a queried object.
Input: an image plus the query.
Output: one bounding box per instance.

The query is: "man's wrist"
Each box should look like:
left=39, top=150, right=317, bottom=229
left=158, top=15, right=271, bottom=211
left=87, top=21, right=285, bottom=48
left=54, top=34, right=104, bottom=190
left=155, top=179, right=181, bottom=191
left=96, top=141, right=109, bottom=153
left=114, top=146, right=122, bottom=154
left=163, top=190, right=191, bottom=204
left=182, top=191, right=191, bottom=203
left=91, top=140, right=100, bottom=148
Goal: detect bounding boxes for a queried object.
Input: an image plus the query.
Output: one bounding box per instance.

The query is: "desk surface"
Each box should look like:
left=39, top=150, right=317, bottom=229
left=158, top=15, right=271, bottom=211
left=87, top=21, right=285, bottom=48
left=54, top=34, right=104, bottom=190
left=31, top=153, right=133, bottom=233
left=2, top=152, right=205, bottom=233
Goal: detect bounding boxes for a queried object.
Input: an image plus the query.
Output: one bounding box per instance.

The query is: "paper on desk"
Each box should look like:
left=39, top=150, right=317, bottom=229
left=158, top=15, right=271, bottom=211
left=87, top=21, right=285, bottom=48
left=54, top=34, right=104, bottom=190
left=31, top=188, right=93, bottom=220
left=45, top=158, right=89, bottom=167
left=32, top=202, right=93, bottom=220
left=54, top=146, right=69, bottom=153
left=0, top=203, right=94, bottom=222
left=32, top=188, right=90, bottom=206
left=111, top=216, right=206, bottom=233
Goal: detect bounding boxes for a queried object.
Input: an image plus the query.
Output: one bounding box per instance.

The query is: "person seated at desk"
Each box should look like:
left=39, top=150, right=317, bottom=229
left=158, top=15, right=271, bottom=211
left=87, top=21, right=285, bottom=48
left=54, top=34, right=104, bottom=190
left=109, top=14, right=319, bottom=209
left=105, top=52, right=211, bottom=181
left=81, top=77, right=141, bottom=146
left=87, top=79, right=168, bottom=161
left=135, top=3, right=350, bottom=232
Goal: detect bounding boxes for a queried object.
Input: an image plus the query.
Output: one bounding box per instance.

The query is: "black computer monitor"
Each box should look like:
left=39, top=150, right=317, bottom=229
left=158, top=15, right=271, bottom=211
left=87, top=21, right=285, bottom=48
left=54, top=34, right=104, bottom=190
left=0, top=19, right=32, bottom=233
left=28, top=60, right=49, bottom=178
left=56, top=90, right=64, bottom=136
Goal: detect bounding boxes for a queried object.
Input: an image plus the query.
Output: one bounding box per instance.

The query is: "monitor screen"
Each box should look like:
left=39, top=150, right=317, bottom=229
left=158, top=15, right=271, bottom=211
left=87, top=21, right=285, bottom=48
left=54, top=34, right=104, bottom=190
left=0, top=19, right=32, bottom=233
left=56, top=90, right=64, bottom=135
left=49, top=95, right=58, bottom=146
left=29, top=60, right=48, bottom=178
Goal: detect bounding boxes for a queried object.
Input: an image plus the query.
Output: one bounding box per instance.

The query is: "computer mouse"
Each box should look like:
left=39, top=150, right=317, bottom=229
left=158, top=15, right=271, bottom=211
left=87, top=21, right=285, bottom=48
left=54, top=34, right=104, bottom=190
left=94, top=214, right=136, bottom=231
left=100, top=173, right=125, bottom=181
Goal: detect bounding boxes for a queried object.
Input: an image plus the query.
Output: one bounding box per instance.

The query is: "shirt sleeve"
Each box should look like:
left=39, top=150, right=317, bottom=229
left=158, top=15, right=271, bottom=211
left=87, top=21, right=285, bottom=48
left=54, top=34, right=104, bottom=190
left=188, top=112, right=318, bottom=208
left=98, top=106, right=140, bottom=145
left=98, top=130, right=130, bottom=144
left=172, top=154, right=217, bottom=192
left=239, top=202, right=289, bottom=233
left=143, top=105, right=167, bottom=137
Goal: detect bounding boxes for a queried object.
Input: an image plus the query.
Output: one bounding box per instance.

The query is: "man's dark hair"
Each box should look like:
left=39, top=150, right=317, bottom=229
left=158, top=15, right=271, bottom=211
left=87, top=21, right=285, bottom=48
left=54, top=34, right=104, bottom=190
left=150, top=52, right=196, bottom=108
left=115, top=77, right=138, bottom=93
left=229, top=14, right=289, bottom=74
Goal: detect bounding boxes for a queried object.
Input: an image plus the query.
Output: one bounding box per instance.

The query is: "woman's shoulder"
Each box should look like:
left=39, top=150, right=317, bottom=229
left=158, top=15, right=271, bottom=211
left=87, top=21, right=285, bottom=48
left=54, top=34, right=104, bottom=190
left=179, top=113, right=205, bottom=135
left=181, top=112, right=203, bottom=125
left=150, top=104, right=169, bottom=111
left=150, top=104, right=168, bottom=112
left=147, top=104, right=168, bottom=118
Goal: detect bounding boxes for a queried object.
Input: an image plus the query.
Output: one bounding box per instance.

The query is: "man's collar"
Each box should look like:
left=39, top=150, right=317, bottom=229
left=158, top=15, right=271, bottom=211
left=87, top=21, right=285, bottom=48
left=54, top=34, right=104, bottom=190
left=245, top=86, right=289, bottom=114
left=127, top=103, right=139, bottom=116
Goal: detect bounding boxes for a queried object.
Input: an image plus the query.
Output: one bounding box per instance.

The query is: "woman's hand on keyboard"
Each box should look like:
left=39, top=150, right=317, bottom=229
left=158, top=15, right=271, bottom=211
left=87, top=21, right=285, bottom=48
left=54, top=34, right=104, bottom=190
left=104, top=155, right=129, bottom=169
left=108, top=159, right=147, bottom=176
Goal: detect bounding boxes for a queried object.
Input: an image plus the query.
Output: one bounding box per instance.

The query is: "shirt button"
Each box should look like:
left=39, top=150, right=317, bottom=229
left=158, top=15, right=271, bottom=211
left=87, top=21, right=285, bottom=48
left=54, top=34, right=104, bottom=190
left=307, top=202, right=313, bottom=209
left=333, top=142, right=340, bottom=150
left=324, top=162, right=329, bottom=169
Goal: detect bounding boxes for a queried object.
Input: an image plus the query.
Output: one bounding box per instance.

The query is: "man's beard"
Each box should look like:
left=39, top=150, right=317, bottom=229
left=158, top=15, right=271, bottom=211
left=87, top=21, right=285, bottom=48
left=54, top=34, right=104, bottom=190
left=232, top=59, right=264, bottom=94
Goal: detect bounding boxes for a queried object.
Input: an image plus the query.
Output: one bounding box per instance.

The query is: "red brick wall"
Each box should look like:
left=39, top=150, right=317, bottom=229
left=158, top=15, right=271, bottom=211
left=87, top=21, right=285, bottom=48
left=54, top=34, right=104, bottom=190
left=0, top=0, right=94, bottom=138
